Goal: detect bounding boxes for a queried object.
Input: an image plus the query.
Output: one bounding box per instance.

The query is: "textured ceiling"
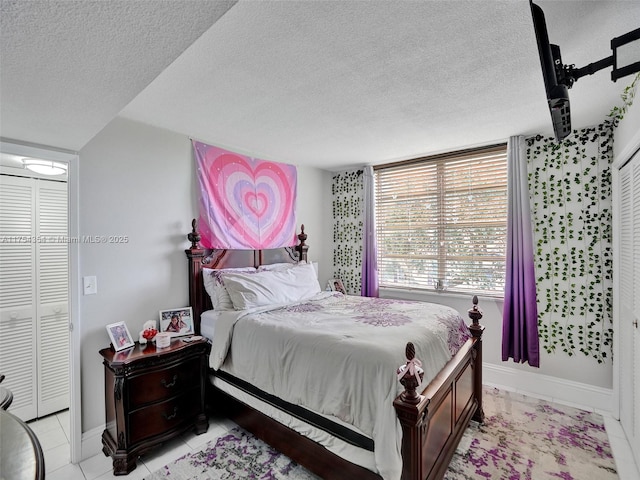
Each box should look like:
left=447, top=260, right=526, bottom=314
left=1, top=0, right=638, bottom=171
left=0, top=0, right=236, bottom=151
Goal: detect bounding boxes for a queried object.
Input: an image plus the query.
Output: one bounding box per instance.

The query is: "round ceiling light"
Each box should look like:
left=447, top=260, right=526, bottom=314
left=22, top=159, right=68, bottom=176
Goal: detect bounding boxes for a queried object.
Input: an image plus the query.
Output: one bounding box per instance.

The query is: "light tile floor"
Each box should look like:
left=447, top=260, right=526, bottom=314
left=27, top=407, right=640, bottom=480
left=27, top=410, right=236, bottom=480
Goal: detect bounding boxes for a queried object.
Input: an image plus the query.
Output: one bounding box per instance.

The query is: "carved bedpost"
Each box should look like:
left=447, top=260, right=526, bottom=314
left=187, top=218, right=201, bottom=249
left=185, top=219, right=207, bottom=335
left=295, top=224, right=309, bottom=263
left=468, top=295, right=485, bottom=423
left=397, top=342, right=424, bottom=404
left=393, top=341, right=428, bottom=480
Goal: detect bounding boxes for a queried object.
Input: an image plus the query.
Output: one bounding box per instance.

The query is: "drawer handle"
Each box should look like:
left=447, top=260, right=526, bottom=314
left=163, top=407, right=178, bottom=421
left=161, top=374, right=178, bottom=388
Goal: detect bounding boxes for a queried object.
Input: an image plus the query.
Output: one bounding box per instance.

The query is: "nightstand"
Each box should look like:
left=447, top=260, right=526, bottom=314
left=99, top=337, right=209, bottom=475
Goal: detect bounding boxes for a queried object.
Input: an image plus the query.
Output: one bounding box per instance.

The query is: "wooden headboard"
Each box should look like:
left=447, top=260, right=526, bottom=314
left=184, top=219, right=309, bottom=335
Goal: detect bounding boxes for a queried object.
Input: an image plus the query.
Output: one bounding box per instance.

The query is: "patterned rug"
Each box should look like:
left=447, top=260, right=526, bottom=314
left=145, top=387, right=617, bottom=480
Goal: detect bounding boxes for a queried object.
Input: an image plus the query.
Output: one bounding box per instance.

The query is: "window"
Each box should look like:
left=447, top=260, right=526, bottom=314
left=375, top=144, right=507, bottom=297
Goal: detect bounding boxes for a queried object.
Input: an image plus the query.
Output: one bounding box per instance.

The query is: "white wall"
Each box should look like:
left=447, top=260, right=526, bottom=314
left=78, top=117, right=331, bottom=435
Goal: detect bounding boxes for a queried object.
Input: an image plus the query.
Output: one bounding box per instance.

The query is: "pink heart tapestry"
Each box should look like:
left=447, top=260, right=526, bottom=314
left=193, top=140, right=297, bottom=250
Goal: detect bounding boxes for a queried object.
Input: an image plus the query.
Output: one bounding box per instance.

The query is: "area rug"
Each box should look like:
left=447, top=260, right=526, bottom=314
left=145, top=387, right=617, bottom=480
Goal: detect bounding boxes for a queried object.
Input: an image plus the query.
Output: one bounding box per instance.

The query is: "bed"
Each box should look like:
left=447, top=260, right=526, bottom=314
left=184, top=220, right=485, bottom=480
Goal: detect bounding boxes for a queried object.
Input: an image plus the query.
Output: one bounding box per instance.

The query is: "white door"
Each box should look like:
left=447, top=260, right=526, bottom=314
left=0, top=175, right=38, bottom=420
left=619, top=153, right=640, bottom=467
left=632, top=157, right=640, bottom=468
left=36, top=180, right=69, bottom=416
left=0, top=174, right=69, bottom=420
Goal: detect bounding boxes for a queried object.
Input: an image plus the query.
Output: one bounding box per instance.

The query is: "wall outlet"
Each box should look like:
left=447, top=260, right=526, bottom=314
left=83, top=276, right=97, bottom=295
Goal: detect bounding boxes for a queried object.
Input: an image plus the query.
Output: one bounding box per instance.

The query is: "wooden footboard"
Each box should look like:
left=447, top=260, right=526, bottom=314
left=394, top=297, right=484, bottom=480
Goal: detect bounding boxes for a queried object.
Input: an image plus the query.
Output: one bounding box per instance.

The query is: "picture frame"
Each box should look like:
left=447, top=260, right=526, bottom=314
left=159, top=307, right=194, bottom=337
left=328, top=278, right=347, bottom=295
left=106, top=321, right=135, bottom=351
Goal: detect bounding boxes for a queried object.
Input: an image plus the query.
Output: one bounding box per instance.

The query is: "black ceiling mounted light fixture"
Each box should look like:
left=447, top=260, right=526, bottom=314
left=531, top=1, right=640, bottom=142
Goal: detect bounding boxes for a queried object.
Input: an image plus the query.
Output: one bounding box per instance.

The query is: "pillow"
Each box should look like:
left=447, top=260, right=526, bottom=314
left=222, top=262, right=322, bottom=310
left=258, top=261, right=319, bottom=277
left=202, top=266, right=257, bottom=310
left=257, top=262, right=296, bottom=272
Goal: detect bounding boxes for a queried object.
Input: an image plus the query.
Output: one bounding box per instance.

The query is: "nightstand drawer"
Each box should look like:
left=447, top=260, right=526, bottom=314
left=128, top=389, right=200, bottom=445
left=129, top=357, right=201, bottom=408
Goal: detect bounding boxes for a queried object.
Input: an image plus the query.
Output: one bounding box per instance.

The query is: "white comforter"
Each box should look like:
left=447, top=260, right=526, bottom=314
left=209, top=292, right=470, bottom=480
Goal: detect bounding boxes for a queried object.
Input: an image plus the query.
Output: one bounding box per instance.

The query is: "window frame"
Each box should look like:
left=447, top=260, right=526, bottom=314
left=374, top=143, right=508, bottom=298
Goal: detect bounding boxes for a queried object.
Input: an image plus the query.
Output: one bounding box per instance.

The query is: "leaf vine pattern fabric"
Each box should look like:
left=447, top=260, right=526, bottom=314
left=526, top=124, right=613, bottom=363
left=331, top=170, right=364, bottom=294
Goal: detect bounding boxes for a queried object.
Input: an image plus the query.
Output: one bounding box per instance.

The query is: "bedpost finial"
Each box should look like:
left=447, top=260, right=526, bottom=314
left=297, top=224, right=307, bottom=245
left=468, top=295, right=484, bottom=338
left=187, top=218, right=201, bottom=249
left=398, top=341, right=422, bottom=404
left=405, top=342, right=415, bottom=361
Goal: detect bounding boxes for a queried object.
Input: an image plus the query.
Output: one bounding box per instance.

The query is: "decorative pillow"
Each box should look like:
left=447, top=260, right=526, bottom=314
left=222, top=262, right=322, bottom=310
left=202, top=266, right=257, bottom=310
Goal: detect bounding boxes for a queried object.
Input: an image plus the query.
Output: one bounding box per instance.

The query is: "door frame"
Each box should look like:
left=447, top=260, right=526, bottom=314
left=0, top=139, right=81, bottom=463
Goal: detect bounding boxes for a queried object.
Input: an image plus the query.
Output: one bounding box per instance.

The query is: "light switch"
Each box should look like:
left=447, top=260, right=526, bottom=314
left=83, top=276, right=97, bottom=295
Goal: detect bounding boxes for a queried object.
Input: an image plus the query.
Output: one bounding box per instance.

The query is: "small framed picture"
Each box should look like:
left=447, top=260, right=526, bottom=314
left=106, top=321, right=135, bottom=351
left=329, top=278, right=347, bottom=295
left=159, top=307, right=194, bottom=337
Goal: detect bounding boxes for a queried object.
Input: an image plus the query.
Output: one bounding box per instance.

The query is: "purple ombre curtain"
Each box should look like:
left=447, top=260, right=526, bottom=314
left=502, top=136, right=540, bottom=367
left=361, top=166, right=379, bottom=297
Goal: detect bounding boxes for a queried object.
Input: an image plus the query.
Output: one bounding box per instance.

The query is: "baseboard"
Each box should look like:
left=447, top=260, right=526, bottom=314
left=483, top=362, right=613, bottom=415
left=81, top=424, right=105, bottom=461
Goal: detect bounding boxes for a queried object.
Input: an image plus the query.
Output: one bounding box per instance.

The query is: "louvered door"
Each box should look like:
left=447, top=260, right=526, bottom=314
left=618, top=152, right=640, bottom=467
left=0, top=175, right=37, bottom=420
left=0, top=174, right=68, bottom=420
left=36, top=180, right=69, bottom=416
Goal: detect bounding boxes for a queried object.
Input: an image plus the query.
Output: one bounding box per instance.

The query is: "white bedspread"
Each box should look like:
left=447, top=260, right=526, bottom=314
left=209, top=292, right=470, bottom=480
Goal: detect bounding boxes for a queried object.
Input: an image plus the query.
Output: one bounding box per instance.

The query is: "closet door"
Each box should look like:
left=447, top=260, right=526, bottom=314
left=0, top=175, right=38, bottom=420
left=632, top=156, right=640, bottom=467
left=0, top=175, right=68, bottom=420
left=36, top=180, right=69, bottom=416
left=619, top=153, right=640, bottom=467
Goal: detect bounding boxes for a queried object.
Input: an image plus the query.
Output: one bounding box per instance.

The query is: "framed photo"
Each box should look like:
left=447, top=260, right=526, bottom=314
left=106, top=321, right=135, bottom=351
left=159, top=307, right=194, bottom=337
left=328, top=278, right=347, bottom=295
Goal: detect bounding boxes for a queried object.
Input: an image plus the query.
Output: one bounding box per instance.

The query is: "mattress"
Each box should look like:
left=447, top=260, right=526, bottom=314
left=212, top=372, right=378, bottom=473
left=200, top=309, right=220, bottom=341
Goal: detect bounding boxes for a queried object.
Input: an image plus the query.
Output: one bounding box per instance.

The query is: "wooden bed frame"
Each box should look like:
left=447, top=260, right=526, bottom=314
left=184, top=220, right=485, bottom=480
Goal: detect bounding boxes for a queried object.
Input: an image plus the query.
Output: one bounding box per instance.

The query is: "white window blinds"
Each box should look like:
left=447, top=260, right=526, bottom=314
left=374, top=144, right=508, bottom=296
